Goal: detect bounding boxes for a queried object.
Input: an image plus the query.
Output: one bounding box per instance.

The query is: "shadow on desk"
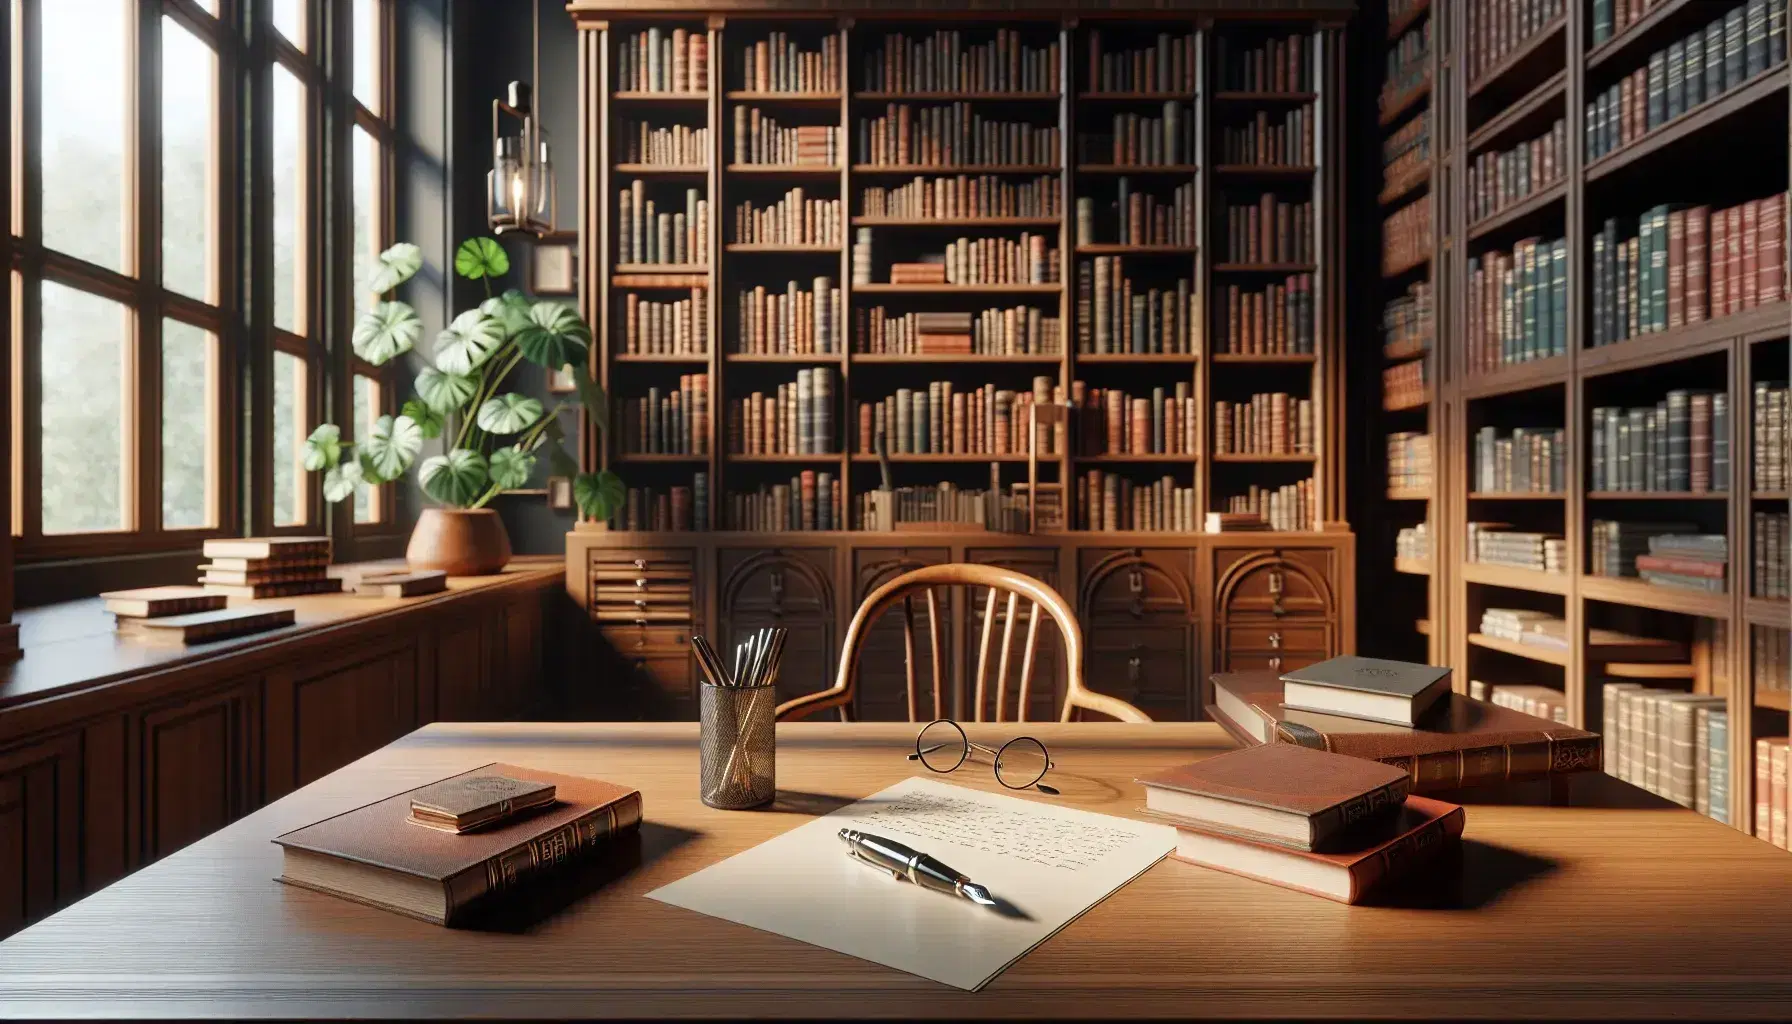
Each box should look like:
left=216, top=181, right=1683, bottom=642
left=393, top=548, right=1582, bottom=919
left=457, top=821, right=699, bottom=934
left=1366, top=838, right=1559, bottom=911
left=1435, top=771, right=1681, bottom=811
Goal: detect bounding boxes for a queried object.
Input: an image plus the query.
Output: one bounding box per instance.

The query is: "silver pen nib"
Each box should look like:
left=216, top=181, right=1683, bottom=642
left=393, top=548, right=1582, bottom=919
left=960, top=881, right=995, bottom=905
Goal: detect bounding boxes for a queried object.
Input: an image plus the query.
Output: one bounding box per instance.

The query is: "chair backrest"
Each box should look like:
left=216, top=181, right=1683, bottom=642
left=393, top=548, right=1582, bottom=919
left=774, top=563, right=1152, bottom=724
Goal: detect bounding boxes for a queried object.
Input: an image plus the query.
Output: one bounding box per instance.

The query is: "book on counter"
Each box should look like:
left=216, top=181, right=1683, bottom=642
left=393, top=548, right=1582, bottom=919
left=202, top=536, right=332, bottom=560
left=115, top=606, right=297, bottom=646
left=1209, top=670, right=1602, bottom=792
left=275, top=763, right=643, bottom=926
left=100, top=585, right=226, bottom=619
left=1279, top=655, right=1453, bottom=727
left=201, top=577, right=343, bottom=600
left=1170, top=794, right=1465, bottom=905
left=353, top=571, right=450, bottom=599
left=1137, top=743, right=1411, bottom=852
left=408, top=773, right=558, bottom=834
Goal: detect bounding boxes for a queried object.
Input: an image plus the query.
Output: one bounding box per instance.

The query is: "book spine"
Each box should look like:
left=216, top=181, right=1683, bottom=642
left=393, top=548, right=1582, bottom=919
left=441, top=792, right=644, bottom=921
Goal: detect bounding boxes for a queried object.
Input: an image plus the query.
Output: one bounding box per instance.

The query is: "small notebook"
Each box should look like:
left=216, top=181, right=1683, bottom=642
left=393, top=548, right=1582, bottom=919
left=116, top=606, right=295, bottom=646
left=1280, top=655, right=1453, bottom=727
left=408, top=773, right=557, bottom=833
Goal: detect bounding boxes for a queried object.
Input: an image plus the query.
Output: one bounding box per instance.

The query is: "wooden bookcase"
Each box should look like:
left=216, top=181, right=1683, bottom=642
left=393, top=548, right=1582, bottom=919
left=1374, top=0, right=1791, bottom=836
left=562, top=4, right=1356, bottom=722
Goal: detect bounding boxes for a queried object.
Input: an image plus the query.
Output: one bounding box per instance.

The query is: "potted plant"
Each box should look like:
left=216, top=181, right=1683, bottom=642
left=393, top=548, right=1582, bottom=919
left=304, top=236, right=623, bottom=575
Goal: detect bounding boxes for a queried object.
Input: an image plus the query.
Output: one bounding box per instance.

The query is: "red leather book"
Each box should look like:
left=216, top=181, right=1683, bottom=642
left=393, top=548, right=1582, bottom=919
left=1726, top=205, right=1745, bottom=316
left=1685, top=205, right=1710, bottom=323
left=1742, top=199, right=1761, bottom=310
left=1712, top=210, right=1730, bottom=315
left=1760, top=192, right=1786, bottom=305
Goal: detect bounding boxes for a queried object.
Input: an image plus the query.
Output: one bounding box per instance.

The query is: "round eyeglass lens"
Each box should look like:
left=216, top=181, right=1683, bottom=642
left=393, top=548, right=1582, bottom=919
left=916, top=719, right=968, bottom=773
left=994, top=736, right=1049, bottom=789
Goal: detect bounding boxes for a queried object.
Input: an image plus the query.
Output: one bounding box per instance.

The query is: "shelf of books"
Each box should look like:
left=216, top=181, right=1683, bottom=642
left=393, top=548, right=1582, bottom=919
left=587, top=16, right=1341, bottom=540
left=1395, top=0, right=1790, bottom=838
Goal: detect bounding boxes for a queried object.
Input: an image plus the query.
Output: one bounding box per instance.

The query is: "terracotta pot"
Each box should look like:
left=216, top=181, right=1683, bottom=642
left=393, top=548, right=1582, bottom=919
left=405, top=508, right=512, bottom=577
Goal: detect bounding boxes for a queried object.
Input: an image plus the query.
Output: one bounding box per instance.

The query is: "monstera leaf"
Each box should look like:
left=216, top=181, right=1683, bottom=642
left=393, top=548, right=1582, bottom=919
left=488, top=447, right=537, bottom=490
left=360, top=414, right=423, bottom=481
left=302, top=424, right=342, bottom=471
left=573, top=367, right=608, bottom=427
left=414, top=366, right=478, bottom=414
left=573, top=469, right=626, bottom=521
left=418, top=448, right=489, bottom=506
left=322, top=459, right=364, bottom=503
left=475, top=393, right=543, bottom=435
left=367, top=242, right=423, bottom=294
left=454, top=236, right=510, bottom=280
left=479, top=288, right=534, bottom=339
left=399, top=398, right=444, bottom=439
left=515, top=300, right=591, bottom=369
left=433, top=310, right=504, bottom=375
left=351, top=301, right=422, bottom=365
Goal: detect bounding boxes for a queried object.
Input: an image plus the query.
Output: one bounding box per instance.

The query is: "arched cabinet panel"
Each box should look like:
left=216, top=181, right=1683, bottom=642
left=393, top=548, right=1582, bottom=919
left=1213, top=547, right=1341, bottom=678
left=720, top=548, right=837, bottom=709
left=1077, top=549, right=1199, bottom=721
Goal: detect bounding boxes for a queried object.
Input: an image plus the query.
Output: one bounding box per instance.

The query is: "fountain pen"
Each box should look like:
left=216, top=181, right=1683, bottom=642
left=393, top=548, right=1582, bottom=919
left=838, top=827, right=995, bottom=905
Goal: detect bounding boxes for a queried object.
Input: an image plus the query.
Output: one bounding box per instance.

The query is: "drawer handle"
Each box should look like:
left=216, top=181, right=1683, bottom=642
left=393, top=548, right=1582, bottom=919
left=635, top=578, right=648, bottom=589
left=1268, top=568, right=1287, bottom=618
left=1127, top=567, right=1145, bottom=618
left=1127, top=656, right=1141, bottom=685
left=633, top=599, right=648, bottom=609
left=633, top=559, right=648, bottom=570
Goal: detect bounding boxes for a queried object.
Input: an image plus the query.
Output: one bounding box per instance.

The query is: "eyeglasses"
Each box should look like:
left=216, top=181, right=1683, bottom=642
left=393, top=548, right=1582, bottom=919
left=907, top=719, right=1059, bottom=794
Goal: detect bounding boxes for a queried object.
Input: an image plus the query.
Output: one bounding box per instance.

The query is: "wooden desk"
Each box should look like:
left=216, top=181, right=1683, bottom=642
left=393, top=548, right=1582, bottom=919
left=1, top=721, right=1789, bottom=1019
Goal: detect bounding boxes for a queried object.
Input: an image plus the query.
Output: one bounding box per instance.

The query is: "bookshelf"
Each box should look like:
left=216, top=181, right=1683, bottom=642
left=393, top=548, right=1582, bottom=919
left=1376, top=0, right=1791, bottom=839
left=566, top=7, right=1353, bottom=722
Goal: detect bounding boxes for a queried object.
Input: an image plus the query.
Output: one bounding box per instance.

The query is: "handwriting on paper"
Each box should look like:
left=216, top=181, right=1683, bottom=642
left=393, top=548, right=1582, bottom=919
left=851, top=791, right=1142, bottom=870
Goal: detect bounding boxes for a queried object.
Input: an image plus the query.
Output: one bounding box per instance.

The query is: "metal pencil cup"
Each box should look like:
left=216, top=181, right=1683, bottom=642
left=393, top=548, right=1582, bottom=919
left=699, top=680, right=776, bottom=809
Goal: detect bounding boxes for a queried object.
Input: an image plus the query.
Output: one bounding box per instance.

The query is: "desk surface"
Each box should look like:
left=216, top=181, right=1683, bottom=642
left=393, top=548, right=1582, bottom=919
left=1, top=721, right=1789, bottom=1019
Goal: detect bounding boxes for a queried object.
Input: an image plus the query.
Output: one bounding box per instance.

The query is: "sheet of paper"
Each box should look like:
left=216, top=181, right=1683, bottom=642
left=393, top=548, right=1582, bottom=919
left=646, top=776, right=1176, bottom=991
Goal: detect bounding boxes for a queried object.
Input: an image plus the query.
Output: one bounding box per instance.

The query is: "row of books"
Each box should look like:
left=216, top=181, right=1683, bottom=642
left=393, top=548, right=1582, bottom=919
left=852, top=483, right=1022, bottom=532
left=1755, top=511, right=1789, bottom=599
left=612, top=477, right=708, bottom=532
left=1381, top=281, right=1431, bottom=359
left=1221, top=479, right=1316, bottom=532
left=617, top=29, right=708, bottom=95
left=621, top=375, right=712, bottom=456
left=1382, top=110, right=1430, bottom=193
left=1589, top=0, right=1666, bottom=46
left=1604, top=683, right=1727, bottom=822
left=859, top=174, right=1060, bottom=220
left=724, top=369, right=836, bottom=456
left=1396, top=522, right=1430, bottom=561
left=623, top=122, right=709, bottom=167
left=1466, top=0, right=1564, bottom=85
left=1757, top=736, right=1792, bottom=848
left=1467, top=522, right=1566, bottom=573
left=1077, top=472, right=1196, bottom=533
left=1380, top=20, right=1429, bottom=114
left=731, top=110, right=839, bottom=167
left=1224, top=195, right=1314, bottom=265
left=1474, top=681, right=1569, bottom=726
left=616, top=184, right=709, bottom=267
left=1381, top=198, right=1430, bottom=276
left=1758, top=382, right=1789, bottom=491
left=1075, top=384, right=1198, bottom=457
left=1465, top=235, right=1569, bottom=374
left=1382, top=359, right=1427, bottom=411
left=1589, top=195, right=1788, bottom=349
left=878, top=234, right=1059, bottom=286
left=855, top=103, right=1059, bottom=167
left=1074, top=105, right=1197, bottom=167
left=1215, top=32, right=1312, bottom=93
left=1216, top=275, right=1316, bottom=355
left=1474, top=426, right=1565, bottom=495
left=623, top=290, right=709, bottom=356
left=734, top=33, right=838, bottom=94
left=1075, top=259, right=1197, bottom=355
left=854, top=306, right=1063, bottom=356
left=1478, top=608, right=1566, bottom=649
left=1585, top=1, right=1788, bottom=164
left=732, top=189, right=841, bottom=246
left=1757, top=626, right=1790, bottom=700
left=1075, top=180, right=1197, bottom=247
left=726, top=474, right=842, bottom=533
left=856, top=380, right=1058, bottom=457
left=1591, top=394, right=1732, bottom=494
left=1085, top=31, right=1199, bottom=95
left=1466, top=118, right=1564, bottom=227
left=1213, top=393, right=1315, bottom=456
left=1387, top=431, right=1431, bottom=491
left=1589, top=518, right=1688, bottom=577
left=859, top=30, right=1062, bottom=94
left=731, top=279, right=840, bottom=355
left=1218, top=105, right=1315, bottom=168
left=1623, top=527, right=1726, bottom=593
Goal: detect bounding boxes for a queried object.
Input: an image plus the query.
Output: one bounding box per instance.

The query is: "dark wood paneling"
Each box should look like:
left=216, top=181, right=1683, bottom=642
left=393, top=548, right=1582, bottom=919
left=133, top=681, right=259, bottom=864
left=0, top=733, right=82, bottom=938
left=433, top=615, right=489, bottom=723
left=851, top=548, right=951, bottom=722
left=720, top=548, right=838, bottom=710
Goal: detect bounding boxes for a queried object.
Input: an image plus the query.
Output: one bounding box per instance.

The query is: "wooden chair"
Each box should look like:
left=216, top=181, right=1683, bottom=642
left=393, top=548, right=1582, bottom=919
left=774, top=563, right=1152, bottom=724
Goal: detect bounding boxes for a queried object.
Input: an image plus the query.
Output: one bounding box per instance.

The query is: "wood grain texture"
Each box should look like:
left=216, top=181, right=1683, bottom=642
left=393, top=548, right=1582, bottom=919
left=2, top=721, right=1789, bottom=1018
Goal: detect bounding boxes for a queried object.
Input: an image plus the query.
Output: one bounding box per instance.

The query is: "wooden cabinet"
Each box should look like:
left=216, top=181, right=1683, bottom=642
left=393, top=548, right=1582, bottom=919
left=0, top=733, right=81, bottom=939
left=851, top=548, right=951, bottom=722
left=589, top=548, right=699, bottom=718
left=129, top=680, right=260, bottom=864
left=265, top=637, right=420, bottom=800
left=1212, top=546, right=1345, bottom=679
left=720, top=548, right=837, bottom=710
left=1079, top=549, right=1200, bottom=721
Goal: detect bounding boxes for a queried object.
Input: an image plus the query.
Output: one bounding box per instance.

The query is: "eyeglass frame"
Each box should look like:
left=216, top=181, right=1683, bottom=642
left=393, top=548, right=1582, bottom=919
left=906, top=719, right=1059, bottom=793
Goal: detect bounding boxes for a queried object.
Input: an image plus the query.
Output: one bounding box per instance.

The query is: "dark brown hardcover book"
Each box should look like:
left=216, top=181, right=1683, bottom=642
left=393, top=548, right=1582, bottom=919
left=199, top=564, right=330, bottom=585
left=1686, top=205, right=1710, bottom=322
left=408, top=773, right=558, bottom=834
left=1279, top=655, right=1453, bottom=727
left=116, top=606, right=297, bottom=646
left=202, top=536, right=331, bottom=560
left=1209, top=671, right=1603, bottom=792
left=1169, top=794, right=1465, bottom=905
left=1742, top=199, right=1761, bottom=309
left=1137, top=743, right=1410, bottom=852
left=1761, top=192, right=1786, bottom=305
left=200, top=577, right=344, bottom=600
left=100, top=585, right=227, bottom=619
left=206, top=554, right=331, bottom=572
left=276, top=763, right=643, bottom=926
left=352, top=571, right=450, bottom=598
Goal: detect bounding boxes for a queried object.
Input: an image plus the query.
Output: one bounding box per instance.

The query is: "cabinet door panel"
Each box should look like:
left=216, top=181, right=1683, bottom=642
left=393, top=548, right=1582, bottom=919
left=1086, top=626, right=1197, bottom=722
left=134, top=681, right=258, bottom=863
left=721, top=549, right=836, bottom=709
left=0, top=733, right=82, bottom=940
left=434, top=615, right=489, bottom=722
left=265, top=640, right=419, bottom=799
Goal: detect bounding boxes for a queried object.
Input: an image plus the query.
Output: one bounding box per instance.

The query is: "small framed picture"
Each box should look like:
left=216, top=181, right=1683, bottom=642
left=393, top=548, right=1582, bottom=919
left=548, top=363, right=577, bottom=393
left=548, top=476, right=573, bottom=511
left=529, top=232, right=577, bottom=295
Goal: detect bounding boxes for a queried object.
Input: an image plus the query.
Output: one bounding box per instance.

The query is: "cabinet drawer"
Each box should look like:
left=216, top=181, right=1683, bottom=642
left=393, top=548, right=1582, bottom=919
left=625, top=652, right=693, bottom=702
left=1085, top=626, right=1196, bottom=721
left=599, top=626, right=689, bottom=655
left=1223, top=624, right=1331, bottom=654
left=1221, top=650, right=1328, bottom=674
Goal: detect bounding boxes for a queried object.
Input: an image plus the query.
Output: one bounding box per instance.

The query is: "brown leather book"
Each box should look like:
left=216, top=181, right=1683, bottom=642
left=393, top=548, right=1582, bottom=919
left=352, top=571, right=450, bottom=598
left=1209, top=671, right=1602, bottom=793
left=116, top=606, right=296, bottom=646
left=100, top=585, right=226, bottom=619
left=275, top=763, right=643, bottom=925
left=200, top=577, right=343, bottom=600
left=202, top=536, right=331, bottom=560
left=1137, top=743, right=1410, bottom=852
left=1170, top=794, right=1464, bottom=905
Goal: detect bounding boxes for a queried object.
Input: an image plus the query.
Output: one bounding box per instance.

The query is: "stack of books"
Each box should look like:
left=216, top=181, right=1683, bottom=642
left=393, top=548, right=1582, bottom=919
left=910, top=312, right=974, bottom=355
left=1604, top=683, right=1729, bottom=820
left=1140, top=741, right=1463, bottom=905
left=1467, top=522, right=1566, bottom=573
left=888, top=259, right=947, bottom=286
left=1205, top=511, right=1269, bottom=534
left=1589, top=519, right=1696, bottom=577
left=1477, top=607, right=1560, bottom=644
left=1472, top=681, right=1569, bottom=725
left=101, top=585, right=295, bottom=647
left=199, top=537, right=340, bottom=600
left=1396, top=522, right=1429, bottom=560
left=1636, top=533, right=1728, bottom=593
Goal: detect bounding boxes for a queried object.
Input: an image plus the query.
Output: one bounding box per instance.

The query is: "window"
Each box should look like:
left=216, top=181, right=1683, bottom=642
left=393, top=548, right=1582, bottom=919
left=39, top=0, right=128, bottom=273
left=161, top=319, right=217, bottom=529
left=162, top=18, right=217, bottom=302
left=272, top=348, right=307, bottom=527
left=347, top=0, right=395, bottom=528
left=39, top=282, right=129, bottom=534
